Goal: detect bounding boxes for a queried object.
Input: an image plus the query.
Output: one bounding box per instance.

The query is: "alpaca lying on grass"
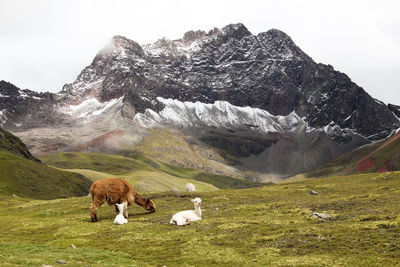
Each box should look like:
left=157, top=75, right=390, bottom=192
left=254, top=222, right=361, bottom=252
left=90, top=178, right=156, bottom=222
left=114, top=203, right=128, bottom=225
left=170, top=198, right=202, bottom=226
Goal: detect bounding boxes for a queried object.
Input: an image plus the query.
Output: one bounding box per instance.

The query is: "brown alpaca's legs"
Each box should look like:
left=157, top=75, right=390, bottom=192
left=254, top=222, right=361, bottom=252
left=90, top=203, right=98, bottom=222
left=90, top=198, right=104, bottom=222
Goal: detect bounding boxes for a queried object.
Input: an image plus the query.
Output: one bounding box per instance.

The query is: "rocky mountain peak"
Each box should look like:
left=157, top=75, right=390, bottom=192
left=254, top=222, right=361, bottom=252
left=182, top=30, right=207, bottom=45
left=256, top=28, right=310, bottom=61
left=96, top=35, right=144, bottom=59
left=221, top=23, right=252, bottom=40
left=0, top=80, right=20, bottom=96
left=52, top=23, right=398, bottom=140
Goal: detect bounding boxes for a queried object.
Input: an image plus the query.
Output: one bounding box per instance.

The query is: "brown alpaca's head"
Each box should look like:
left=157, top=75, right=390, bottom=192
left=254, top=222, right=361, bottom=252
left=145, top=198, right=156, bottom=213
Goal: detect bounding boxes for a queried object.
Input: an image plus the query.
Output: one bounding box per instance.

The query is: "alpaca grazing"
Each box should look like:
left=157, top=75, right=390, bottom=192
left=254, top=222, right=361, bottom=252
left=113, top=203, right=128, bottom=225
left=90, top=178, right=156, bottom=222
left=170, top=198, right=202, bottom=226
left=185, top=183, right=196, bottom=192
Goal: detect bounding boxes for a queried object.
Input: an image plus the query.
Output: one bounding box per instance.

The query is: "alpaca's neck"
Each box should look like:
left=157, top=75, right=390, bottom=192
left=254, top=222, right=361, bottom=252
left=194, top=206, right=202, bottom=218
left=134, top=193, right=147, bottom=208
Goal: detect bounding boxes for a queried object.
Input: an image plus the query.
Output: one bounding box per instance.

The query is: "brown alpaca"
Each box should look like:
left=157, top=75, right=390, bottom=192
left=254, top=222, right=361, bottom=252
left=89, top=178, right=156, bottom=222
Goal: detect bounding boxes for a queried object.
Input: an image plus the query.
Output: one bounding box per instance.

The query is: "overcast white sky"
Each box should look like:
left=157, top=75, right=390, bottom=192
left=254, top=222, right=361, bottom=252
left=1, top=0, right=399, bottom=104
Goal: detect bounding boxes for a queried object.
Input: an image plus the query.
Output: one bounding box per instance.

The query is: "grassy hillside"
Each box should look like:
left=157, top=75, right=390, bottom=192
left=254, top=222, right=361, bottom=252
left=38, top=152, right=149, bottom=175
left=1, top=172, right=400, bottom=266
left=306, top=141, right=383, bottom=177
left=0, top=127, right=38, bottom=161
left=39, top=152, right=263, bottom=192
left=0, top=150, right=91, bottom=199
left=307, top=132, right=400, bottom=177
left=353, top=131, right=400, bottom=173
left=132, top=128, right=257, bottom=180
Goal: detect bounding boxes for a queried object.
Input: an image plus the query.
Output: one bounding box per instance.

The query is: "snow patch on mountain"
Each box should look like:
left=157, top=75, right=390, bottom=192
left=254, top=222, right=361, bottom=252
left=135, top=97, right=308, bottom=135
left=0, top=109, right=6, bottom=126
left=60, top=97, right=123, bottom=118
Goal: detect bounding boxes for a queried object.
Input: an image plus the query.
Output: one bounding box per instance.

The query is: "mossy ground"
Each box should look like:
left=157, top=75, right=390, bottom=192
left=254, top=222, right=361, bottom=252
left=1, top=172, right=400, bottom=266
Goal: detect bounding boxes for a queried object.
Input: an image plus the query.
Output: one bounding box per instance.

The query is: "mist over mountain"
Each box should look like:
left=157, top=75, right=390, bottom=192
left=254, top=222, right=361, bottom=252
left=1, top=23, right=399, bottom=181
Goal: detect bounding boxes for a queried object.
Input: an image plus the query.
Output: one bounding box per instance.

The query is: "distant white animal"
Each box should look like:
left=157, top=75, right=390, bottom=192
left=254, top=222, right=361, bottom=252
left=113, top=203, right=128, bottom=225
left=170, top=198, right=202, bottom=226
left=185, top=183, right=196, bottom=192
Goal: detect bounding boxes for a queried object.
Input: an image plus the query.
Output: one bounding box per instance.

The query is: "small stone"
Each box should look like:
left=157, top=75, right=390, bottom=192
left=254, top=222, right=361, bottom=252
left=12, top=194, right=20, bottom=198
left=312, top=212, right=332, bottom=220
left=42, top=265, right=55, bottom=267
left=56, top=260, right=67, bottom=264
left=170, top=188, right=180, bottom=193
left=309, top=190, right=319, bottom=195
left=253, top=259, right=258, bottom=262
left=70, top=244, right=77, bottom=249
left=216, top=207, right=219, bottom=211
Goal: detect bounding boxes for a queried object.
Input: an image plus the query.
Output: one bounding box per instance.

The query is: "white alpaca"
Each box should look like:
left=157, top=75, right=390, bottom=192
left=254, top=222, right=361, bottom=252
left=185, top=183, right=196, bottom=192
left=170, top=198, right=202, bottom=226
left=113, top=203, right=128, bottom=225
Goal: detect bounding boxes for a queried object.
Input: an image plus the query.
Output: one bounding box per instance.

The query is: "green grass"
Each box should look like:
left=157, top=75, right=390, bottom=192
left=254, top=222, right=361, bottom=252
left=39, top=152, right=151, bottom=175
left=1, top=171, right=400, bottom=266
left=39, top=152, right=263, bottom=192
left=0, top=150, right=91, bottom=199
left=190, top=172, right=266, bottom=189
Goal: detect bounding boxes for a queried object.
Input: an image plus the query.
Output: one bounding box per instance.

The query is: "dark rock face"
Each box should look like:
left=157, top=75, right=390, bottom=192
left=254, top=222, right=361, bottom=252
left=0, top=80, right=62, bottom=130
left=200, top=135, right=275, bottom=158
left=388, top=104, right=400, bottom=118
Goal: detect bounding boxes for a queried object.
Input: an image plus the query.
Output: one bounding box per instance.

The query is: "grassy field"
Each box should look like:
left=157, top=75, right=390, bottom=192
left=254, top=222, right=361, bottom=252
left=1, top=171, right=400, bottom=266
left=39, top=152, right=263, bottom=193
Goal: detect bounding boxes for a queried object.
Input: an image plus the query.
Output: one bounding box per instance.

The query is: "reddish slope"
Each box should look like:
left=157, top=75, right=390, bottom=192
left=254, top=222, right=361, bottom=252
left=68, top=130, right=126, bottom=153
left=307, top=130, right=400, bottom=177
left=354, top=131, right=400, bottom=173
